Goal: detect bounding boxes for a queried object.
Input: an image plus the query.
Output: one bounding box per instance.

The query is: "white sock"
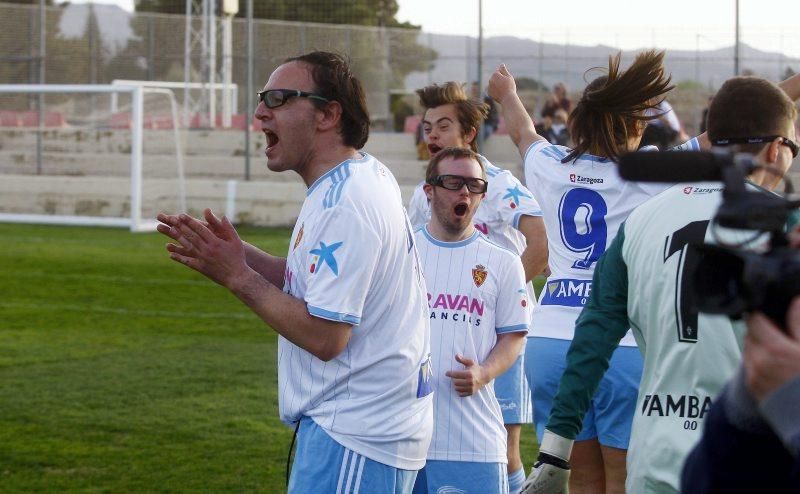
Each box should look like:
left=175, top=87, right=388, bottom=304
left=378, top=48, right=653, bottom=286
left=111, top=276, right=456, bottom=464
left=508, top=467, right=525, bottom=494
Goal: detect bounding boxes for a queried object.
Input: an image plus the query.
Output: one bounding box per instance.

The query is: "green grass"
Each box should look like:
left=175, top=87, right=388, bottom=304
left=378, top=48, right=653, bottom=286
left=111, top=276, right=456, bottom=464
left=0, top=223, right=538, bottom=492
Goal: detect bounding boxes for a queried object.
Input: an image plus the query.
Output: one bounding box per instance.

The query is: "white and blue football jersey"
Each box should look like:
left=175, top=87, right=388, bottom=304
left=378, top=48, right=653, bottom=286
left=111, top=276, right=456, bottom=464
left=524, top=138, right=700, bottom=344
left=408, top=155, right=543, bottom=331
left=280, top=152, right=433, bottom=470
left=415, top=227, right=530, bottom=463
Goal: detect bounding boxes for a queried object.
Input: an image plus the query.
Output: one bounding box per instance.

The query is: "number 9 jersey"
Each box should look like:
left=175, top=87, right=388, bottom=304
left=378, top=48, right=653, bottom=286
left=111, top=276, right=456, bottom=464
left=522, top=138, right=700, bottom=344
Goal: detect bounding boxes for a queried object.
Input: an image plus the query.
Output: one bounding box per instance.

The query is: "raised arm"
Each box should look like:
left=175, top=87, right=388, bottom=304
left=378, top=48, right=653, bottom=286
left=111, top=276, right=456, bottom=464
left=488, top=64, right=546, bottom=158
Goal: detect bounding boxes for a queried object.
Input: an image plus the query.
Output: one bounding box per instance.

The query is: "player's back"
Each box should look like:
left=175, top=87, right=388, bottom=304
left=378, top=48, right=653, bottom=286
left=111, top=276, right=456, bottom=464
left=621, top=182, right=746, bottom=492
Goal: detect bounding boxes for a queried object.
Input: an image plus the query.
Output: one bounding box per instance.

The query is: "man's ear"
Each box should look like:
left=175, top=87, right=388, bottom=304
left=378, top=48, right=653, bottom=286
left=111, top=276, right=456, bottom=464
left=767, top=137, right=783, bottom=163
left=423, top=183, right=434, bottom=201
left=464, top=126, right=478, bottom=146
left=317, top=100, right=343, bottom=132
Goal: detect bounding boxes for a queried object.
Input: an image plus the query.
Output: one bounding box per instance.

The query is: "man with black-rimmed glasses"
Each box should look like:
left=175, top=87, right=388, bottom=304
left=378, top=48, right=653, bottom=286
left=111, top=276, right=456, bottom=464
left=156, top=51, right=433, bottom=493
left=413, top=146, right=530, bottom=494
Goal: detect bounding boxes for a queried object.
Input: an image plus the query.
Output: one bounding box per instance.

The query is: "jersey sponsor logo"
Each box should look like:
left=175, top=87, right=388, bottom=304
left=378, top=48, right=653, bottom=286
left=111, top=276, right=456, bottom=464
left=569, top=173, right=604, bottom=185
left=293, top=223, right=304, bottom=250
left=428, top=293, right=485, bottom=315
left=640, top=394, right=713, bottom=419
left=427, top=292, right=484, bottom=326
left=309, top=241, right=343, bottom=275
left=472, top=264, right=488, bottom=287
left=682, top=186, right=723, bottom=195
left=502, top=185, right=531, bottom=209
left=416, top=353, right=433, bottom=398
left=540, top=278, right=591, bottom=307
left=518, top=288, right=528, bottom=308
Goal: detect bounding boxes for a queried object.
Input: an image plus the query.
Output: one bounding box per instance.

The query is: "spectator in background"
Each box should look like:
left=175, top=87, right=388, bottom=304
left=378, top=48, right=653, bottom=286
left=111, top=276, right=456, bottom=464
left=541, top=82, right=572, bottom=119
left=472, top=81, right=500, bottom=140
left=640, top=99, right=688, bottom=149
left=541, top=108, right=570, bottom=146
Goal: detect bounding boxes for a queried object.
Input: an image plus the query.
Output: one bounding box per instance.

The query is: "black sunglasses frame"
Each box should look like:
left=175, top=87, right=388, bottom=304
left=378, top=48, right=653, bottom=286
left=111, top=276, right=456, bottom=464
left=256, top=89, right=329, bottom=109
left=711, top=135, right=799, bottom=159
left=427, top=174, right=489, bottom=194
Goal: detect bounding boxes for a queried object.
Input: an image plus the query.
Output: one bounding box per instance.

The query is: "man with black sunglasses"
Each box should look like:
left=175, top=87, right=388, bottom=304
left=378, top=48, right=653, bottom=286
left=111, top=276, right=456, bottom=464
left=413, top=146, right=530, bottom=493
left=156, top=51, right=433, bottom=493
left=408, top=82, right=547, bottom=494
left=522, top=73, right=800, bottom=494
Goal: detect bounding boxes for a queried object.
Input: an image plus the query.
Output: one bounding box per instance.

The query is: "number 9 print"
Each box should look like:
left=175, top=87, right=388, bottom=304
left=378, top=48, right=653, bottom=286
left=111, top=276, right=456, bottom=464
left=558, top=188, right=609, bottom=270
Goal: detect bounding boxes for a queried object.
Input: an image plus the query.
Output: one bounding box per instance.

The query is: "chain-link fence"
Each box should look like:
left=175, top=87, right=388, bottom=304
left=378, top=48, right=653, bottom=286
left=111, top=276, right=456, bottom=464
left=1, top=2, right=799, bottom=135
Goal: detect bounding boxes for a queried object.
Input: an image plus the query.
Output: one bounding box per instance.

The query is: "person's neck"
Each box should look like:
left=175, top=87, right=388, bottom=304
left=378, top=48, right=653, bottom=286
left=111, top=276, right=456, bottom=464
left=426, top=222, right=475, bottom=243
left=300, top=144, right=362, bottom=188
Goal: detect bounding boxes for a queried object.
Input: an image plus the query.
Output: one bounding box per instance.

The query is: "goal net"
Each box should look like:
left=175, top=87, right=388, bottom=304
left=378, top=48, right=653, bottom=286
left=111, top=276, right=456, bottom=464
left=0, top=84, right=186, bottom=232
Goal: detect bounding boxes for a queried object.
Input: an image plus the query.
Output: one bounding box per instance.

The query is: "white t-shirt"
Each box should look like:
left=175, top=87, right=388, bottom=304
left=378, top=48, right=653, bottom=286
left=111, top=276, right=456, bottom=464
left=408, top=155, right=543, bottom=337
left=416, top=226, right=530, bottom=463
left=524, top=138, right=700, bottom=344
left=280, top=153, right=433, bottom=470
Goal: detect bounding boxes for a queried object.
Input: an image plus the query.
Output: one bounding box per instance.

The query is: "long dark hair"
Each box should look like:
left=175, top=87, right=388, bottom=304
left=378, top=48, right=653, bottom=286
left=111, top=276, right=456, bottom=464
left=564, top=50, right=674, bottom=163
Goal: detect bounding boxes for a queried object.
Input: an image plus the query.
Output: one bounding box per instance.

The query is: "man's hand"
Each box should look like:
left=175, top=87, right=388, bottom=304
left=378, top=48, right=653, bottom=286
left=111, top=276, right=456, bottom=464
left=156, top=208, right=252, bottom=289
left=521, top=430, right=572, bottom=494
left=744, top=297, right=800, bottom=402
left=488, top=64, right=517, bottom=105
left=445, top=354, right=489, bottom=397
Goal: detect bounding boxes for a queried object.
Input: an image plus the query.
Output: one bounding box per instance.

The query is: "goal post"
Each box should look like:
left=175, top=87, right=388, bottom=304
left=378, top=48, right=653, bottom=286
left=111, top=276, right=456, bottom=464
left=0, top=84, right=186, bottom=232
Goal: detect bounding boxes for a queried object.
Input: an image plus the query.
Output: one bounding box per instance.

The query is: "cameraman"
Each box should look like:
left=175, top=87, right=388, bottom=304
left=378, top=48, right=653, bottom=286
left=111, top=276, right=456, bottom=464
left=681, top=297, right=800, bottom=491
left=523, top=73, right=800, bottom=494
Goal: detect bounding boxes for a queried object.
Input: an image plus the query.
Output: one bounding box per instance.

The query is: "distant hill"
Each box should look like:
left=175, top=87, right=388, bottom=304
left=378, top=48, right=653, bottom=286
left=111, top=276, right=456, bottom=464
left=404, top=32, right=799, bottom=91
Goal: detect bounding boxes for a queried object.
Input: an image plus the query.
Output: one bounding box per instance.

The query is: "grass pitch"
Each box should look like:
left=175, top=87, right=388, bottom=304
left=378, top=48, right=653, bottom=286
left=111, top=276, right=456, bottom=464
left=0, top=223, right=538, bottom=493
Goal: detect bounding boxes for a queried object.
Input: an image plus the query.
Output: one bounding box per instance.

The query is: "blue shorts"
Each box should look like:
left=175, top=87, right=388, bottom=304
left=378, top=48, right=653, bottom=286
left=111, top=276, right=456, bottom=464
left=494, top=354, right=533, bottom=425
left=525, top=337, right=642, bottom=449
left=288, top=416, right=418, bottom=493
left=412, top=460, right=508, bottom=494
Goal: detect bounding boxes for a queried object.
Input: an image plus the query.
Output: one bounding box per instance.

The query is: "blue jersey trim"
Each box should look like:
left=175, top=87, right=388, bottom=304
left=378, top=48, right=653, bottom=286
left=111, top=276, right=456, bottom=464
left=523, top=139, right=548, bottom=165
left=541, top=145, right=567, bottom=161
left=306, top=152, right=369, bottom=196
left=512, top=211, right=543, bottom=230
left=421, top=226, right=481, bottom=248
left=496, top=324, right=529, bottom=334
left=479, top=155, right=503, bottom=178
left=308, top=305, right=361, bottom=325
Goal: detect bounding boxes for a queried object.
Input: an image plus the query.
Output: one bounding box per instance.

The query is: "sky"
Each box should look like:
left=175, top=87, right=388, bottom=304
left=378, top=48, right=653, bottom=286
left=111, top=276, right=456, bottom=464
left=59, top=0, right=800, bottom=58
left=395, top=0, right=800, bottom=58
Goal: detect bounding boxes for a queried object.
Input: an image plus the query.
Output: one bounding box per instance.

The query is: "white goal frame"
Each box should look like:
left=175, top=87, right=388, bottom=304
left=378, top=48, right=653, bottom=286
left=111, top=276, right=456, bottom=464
left=0, top=83, right=185, bottom=232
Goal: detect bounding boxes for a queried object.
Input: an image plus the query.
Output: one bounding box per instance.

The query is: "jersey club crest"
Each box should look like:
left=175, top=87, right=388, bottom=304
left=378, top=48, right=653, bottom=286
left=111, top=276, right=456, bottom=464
left=293, top=223, right=304, bottom=250
left=472, top=264, right=488, bottom=287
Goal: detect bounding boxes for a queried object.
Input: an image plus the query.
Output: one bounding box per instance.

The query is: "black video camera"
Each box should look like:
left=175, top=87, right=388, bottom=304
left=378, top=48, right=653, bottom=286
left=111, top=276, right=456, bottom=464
left=618, top=149, right=800, bottom=330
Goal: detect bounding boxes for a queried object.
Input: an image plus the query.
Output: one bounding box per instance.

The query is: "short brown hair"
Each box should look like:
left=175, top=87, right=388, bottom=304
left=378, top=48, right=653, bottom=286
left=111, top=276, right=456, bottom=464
left=285, top=51, right=370, bottom=149
left=417, top=82, right=489, bottom=152
left=425, top=146, right=486, bottom=182
left=707, top=76, right=797, bottom=154
left=566, top=50, right=674, bottom=162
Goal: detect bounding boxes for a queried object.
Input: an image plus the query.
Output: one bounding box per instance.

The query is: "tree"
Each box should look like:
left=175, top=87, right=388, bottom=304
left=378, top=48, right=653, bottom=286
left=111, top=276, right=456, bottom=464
left=131, top=0, right=437, bottom=124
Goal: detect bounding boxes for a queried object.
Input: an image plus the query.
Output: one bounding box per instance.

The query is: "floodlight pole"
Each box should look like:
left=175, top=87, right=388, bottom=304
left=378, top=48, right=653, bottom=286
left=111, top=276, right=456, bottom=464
left=476, top=0, right=484, bottom=153
left=245, top=0, right=253, bottom=181
left=734, top=0, right=740, bottom=76
left=37, top=0, right=45, bottom=175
